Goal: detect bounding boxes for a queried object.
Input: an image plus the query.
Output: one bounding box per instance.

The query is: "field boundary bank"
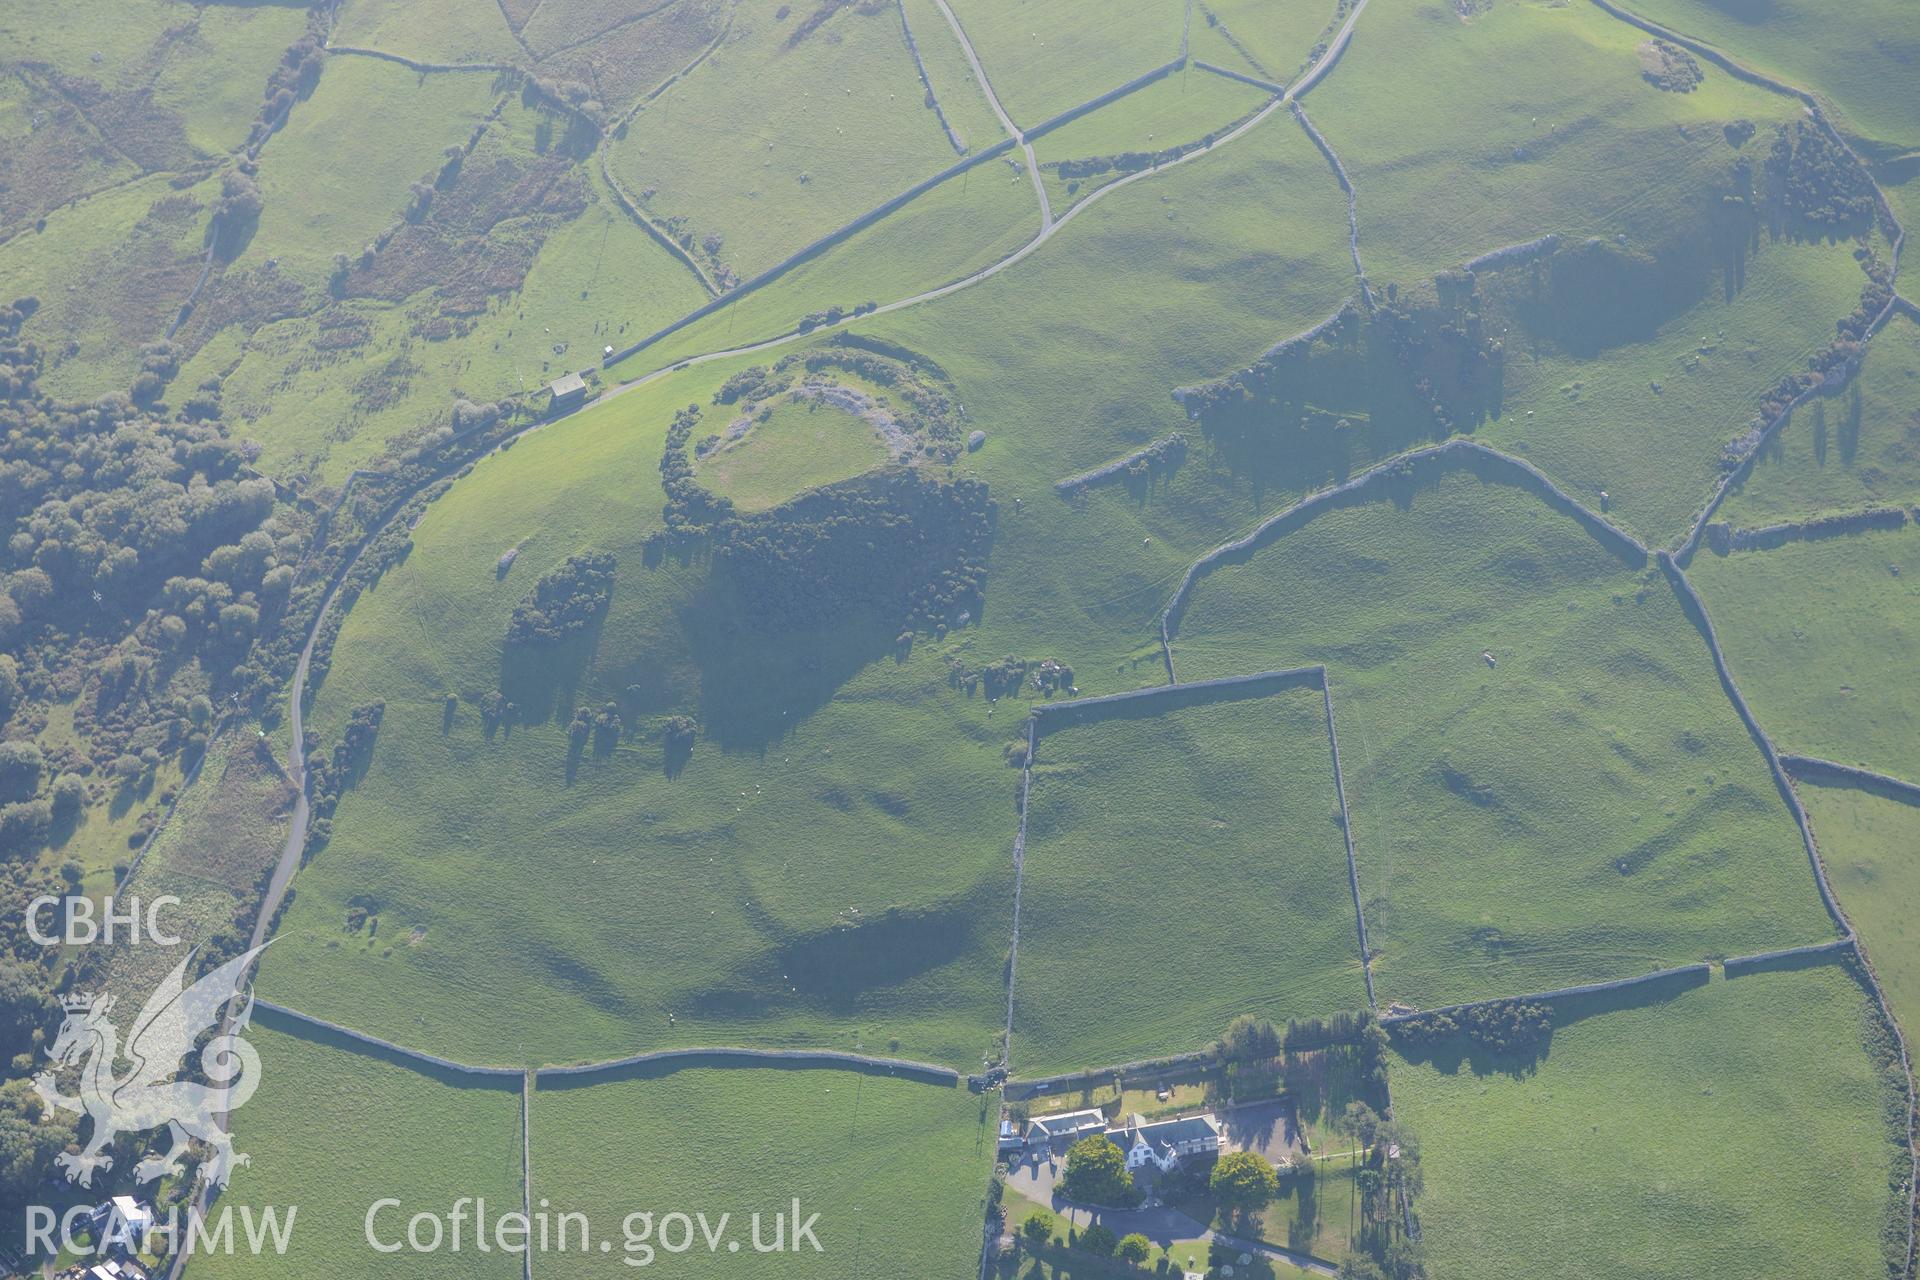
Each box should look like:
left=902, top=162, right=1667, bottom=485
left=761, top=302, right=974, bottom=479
left=520, top=1072, right=534, bottom=1280
left=1000, top=718, right=1037, bottom=1074
left=1029, top=665, right=1324, bottom=734
left=1783, top=755, right=1920, bottom=807
left=324, top=44, right=516, bottom=73
left=256, top=999, right=962, bottom=1085
left=1705, top=505, right=1910, bottom=554
left=1159, top=436, right=1649, bottom=659
left=1193, top=60, right=1287, bottom=96
left=1323, top=678, right=1375, bottom=1009
left=1053, top=432, right=1188, bottom=495
left=1289, top=102, right=1371, bottom=306
left=895, top=0, right=966, bottom=155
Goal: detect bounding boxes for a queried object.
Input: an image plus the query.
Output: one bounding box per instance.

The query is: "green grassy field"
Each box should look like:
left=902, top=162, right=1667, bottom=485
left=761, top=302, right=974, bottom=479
left=1174, top=466, right=1837, bottom=1009
left=1719, top=313, right=1920, bottom=527
left=1033, top=66, right=1273, bottom=213
left=1, top=170, right=216, bottom=399
left=695, top=395, right=892, bottom=511
left=332, top=0, right=527, bottom=65
left=1803, top=780, right=1920, bottom=1044
left=607, top=0, right=960, bottom=281
left=256, top=374, right=1014, bottom=1070
left=1306, top=0, right=1801, bottom=285
left=1392, top=960, right=1906, bottom=1280
left=1690, top=521, right=1920, bottom=783
left=900, top=0, right=1011, bottom=153
left=243, top=56, right=500, bottom=288
left=626, top=148, right=1040, bottom=373
left=530, top=1065, right=994, bottom=1277
left=196, top=1024, right=525, bottom=1280
left=1015, top=687, right=1368, bottom=1075
left=1624, top=0, right=1920, bottom=154
left=1192, top=0, right=1336, bottom=84
left=943, top=0, right=1184, bottom=129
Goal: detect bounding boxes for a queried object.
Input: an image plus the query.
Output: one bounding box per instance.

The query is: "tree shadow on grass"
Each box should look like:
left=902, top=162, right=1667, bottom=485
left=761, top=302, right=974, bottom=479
left=497, top=609, right=607, bottom=729
left=676, top=588, right=898, bottom=755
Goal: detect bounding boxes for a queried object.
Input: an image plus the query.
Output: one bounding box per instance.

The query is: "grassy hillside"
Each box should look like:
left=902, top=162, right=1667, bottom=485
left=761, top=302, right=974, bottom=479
left=1690, top=521, right=1920, bottom=783
left=1015, top=686, right=1368, bottom=1075
left=1174, top=466, right=1837, bottom=1008
left=1306, top=0, right=1800, bottom=284
left=1624, top=0, right=1920, bottom=153
left=257, top=373, right=1014, bottom=1070
left=900, top=0, right=1010, bottom=152
left=1191, top=0, right=1337, bottom=84
left=1393, top=960, right=1908, bottom=1280
left=1804, top=780, right=1920, bottom=1042
left=1719, top=313, right=1920, bottom=527
left=530, top=1065, right=994, bottom=1277
left=197, top=1024, right=525, bottom=1280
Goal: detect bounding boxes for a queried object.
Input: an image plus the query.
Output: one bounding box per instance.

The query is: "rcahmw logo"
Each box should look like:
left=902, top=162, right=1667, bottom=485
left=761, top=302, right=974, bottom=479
left=24, top=1203, right=297, bottom=1260
left=35, top=944, right=268, bottom=1187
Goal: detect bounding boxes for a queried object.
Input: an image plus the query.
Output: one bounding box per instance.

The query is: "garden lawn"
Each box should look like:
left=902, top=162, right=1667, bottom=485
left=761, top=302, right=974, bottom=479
left=1173, top=464, right=1838, bottom=1009
left=256, top=372, right=1013, bottom=1071
left=530, top=1065, right=993, bottom=1277
left=1720, top=313, right=1920, bottom=527
left=607, top=0, right=960, bottom=280
left=1014, top=685, right=1368, bottom=1075
left=1803, top=779, right=1920, bottom=1044
left=194, top=1023, right=524, bottom=1280
left=1392, top=960, right=1908, bottom=1280
left=1690, top=520, right=1920, bottom=783
left=941, top=0, right=1184, bottom=130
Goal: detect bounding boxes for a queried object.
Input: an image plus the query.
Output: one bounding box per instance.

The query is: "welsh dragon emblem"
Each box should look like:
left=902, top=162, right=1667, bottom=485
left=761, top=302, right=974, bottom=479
left=34, top=945, right=267, bottom=1189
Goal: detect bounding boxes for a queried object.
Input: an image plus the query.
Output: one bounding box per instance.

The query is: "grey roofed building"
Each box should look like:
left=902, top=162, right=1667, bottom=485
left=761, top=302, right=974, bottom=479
left=1105, top=1111, right=1224, bottom=1171
left=548, top=371, right=587, bottom=410
left=1024, top=1107, right=1109, bottom=1146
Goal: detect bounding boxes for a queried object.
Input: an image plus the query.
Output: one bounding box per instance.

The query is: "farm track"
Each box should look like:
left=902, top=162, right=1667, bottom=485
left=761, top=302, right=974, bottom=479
left=122, top=1, right=1914, bottom=1270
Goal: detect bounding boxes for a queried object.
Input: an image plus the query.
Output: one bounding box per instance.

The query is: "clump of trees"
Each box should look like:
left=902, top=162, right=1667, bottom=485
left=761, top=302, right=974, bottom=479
left=1059, top=1134, right=1136, bottom=1207
left=506, top=551, right=616, bottom=645
left=1765, top=120, right=1877, bottom=232
left=302, top=702, right=385, bottom=854
left=1390, top=999, right=1551, bottom=1057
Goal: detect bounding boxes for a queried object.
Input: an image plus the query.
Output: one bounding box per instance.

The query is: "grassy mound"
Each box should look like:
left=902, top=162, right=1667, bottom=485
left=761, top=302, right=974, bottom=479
left=531, top=1064, right=993, bottom=1278
left=1015, top=684, right=1368, bottom=1074
left=1392, top=959, right=1909, bottom=1280
left=1691, top=520, right=1920, bottom=782
left=1174, top=465, right=1836, bottom=1008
